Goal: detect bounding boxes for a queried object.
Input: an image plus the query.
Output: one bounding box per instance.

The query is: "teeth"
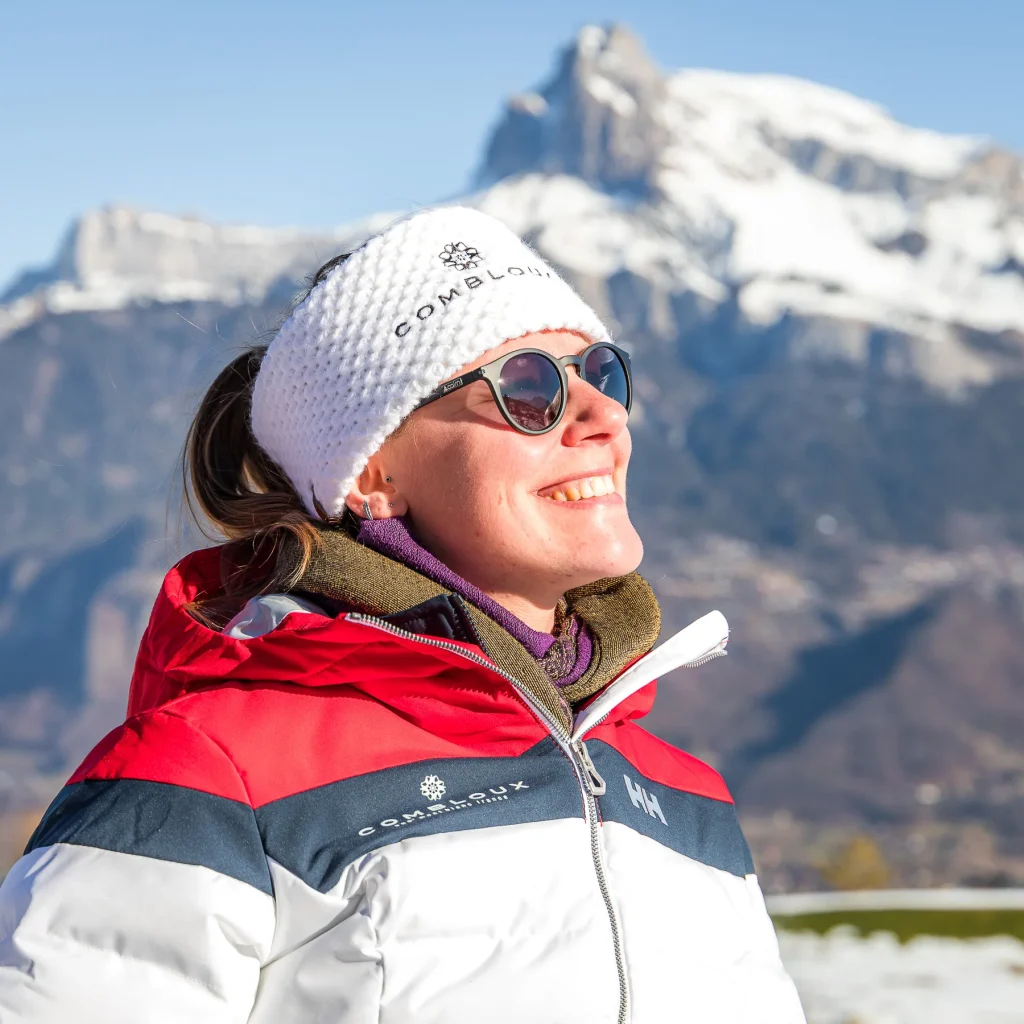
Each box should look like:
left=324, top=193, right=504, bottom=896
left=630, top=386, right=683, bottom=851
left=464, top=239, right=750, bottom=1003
left=544, top=474, right=616, bottom=502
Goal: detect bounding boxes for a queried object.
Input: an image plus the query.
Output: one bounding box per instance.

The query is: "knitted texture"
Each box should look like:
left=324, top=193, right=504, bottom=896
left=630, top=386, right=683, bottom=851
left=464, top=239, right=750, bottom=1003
left=251, top=206, right=612, bottom=517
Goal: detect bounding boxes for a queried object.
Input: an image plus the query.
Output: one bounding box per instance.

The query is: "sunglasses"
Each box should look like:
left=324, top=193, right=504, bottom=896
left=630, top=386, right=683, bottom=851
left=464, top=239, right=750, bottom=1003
left=412, top=341, right=632, bottom=435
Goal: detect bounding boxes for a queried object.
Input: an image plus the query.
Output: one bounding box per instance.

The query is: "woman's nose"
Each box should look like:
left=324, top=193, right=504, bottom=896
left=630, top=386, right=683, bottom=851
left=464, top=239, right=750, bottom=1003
left=559, top=372, right=630, bottom=445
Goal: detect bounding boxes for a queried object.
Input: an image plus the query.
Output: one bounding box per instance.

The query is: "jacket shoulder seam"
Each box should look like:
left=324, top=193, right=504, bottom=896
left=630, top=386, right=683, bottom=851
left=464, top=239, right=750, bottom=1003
left=147, top=706, right=257, bottom=809
left=604, top=722, right=734, bottom=799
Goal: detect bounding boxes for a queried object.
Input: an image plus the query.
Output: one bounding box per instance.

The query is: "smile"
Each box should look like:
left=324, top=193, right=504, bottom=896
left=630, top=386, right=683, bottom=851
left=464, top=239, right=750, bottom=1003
left=539, top=474, right=617, bottom=502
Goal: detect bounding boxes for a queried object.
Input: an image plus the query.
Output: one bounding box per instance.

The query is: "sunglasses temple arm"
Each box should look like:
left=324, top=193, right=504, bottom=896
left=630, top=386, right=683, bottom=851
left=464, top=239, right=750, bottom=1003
left=412, top=367, right=487, bottom=410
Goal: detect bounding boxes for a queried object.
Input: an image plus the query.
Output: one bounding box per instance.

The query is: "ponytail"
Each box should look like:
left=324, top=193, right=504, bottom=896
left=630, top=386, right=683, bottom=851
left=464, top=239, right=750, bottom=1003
left=180, top=250, right=360, bottom=624
left=181, top=346, right=321, bottom=625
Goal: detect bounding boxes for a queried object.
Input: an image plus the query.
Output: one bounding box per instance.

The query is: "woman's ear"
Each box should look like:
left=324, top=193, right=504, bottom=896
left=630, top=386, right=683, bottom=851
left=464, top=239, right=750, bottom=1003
left=344, top=455, right=408, bottom=519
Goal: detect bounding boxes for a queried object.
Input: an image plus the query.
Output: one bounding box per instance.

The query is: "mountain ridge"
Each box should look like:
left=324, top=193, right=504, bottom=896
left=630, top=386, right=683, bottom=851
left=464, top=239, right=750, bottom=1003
left=5, top=26, right=1024, bottom=393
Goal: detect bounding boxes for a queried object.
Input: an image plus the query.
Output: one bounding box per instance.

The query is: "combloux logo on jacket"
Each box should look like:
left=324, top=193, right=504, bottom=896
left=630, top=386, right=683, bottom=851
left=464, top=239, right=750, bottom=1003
left=419, top=774, right=446, bottom=800
left=355, top=776, right=532, bottom=838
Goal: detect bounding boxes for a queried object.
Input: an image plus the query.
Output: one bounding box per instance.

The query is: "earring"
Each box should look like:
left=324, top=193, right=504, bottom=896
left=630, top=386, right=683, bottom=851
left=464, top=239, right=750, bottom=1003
left=388, top=502, right=394, bottom=508
left=385, top=476, right=392, bottom=483
left=362, top=499, right=373, bottom=520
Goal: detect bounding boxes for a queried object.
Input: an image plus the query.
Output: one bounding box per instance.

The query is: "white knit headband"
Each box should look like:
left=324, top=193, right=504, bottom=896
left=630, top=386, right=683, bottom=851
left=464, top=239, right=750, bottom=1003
left=250, top=206, right=612, bottom=518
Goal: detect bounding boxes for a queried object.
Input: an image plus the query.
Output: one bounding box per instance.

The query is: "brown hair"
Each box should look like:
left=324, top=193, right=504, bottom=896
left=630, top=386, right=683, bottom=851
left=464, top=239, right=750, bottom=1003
left=180, top=252, right=362, bottom=625
left=180, top=345, right=324, bottom=625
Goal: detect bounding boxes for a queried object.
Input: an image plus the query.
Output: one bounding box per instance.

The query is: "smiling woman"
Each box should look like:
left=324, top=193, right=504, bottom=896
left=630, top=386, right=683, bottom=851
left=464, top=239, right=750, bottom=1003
left=0, top=207, right=805, bottom=1024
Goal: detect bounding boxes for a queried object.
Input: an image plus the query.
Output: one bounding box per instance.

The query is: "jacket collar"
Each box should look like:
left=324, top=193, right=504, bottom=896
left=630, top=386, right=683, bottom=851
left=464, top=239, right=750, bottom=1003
left=281, top=523, right=662, bottom=730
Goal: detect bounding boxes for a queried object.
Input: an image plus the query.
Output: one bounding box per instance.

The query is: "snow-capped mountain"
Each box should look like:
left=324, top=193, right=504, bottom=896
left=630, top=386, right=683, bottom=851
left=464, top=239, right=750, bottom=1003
left=0, top=208, right=392, bottom=341
left=6, top=25, right=1023, bottom=392
left=476, top=24, right=1024, bottom=390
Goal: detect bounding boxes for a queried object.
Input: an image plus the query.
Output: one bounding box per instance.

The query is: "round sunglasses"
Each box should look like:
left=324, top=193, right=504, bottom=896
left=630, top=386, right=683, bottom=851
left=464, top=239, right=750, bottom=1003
left=412, top=341, right=632, bottom=434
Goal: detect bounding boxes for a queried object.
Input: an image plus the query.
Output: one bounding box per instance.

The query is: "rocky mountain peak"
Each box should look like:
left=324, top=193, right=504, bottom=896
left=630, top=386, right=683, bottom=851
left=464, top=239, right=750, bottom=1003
left=478, top=23, right=991, bottom=203
left=478, top=24, right=666, bottom=192
left=474, top=26, right=1023, bottom=393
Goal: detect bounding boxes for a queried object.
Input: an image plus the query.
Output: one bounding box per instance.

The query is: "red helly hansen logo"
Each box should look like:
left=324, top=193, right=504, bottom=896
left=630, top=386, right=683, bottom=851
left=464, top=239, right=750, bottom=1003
left=623, top=774, right=667, bottom=826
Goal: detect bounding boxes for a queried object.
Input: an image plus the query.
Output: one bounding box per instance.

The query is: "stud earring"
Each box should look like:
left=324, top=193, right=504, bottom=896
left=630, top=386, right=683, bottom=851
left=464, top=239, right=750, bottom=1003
left=385, top=476, right=392, bottom=483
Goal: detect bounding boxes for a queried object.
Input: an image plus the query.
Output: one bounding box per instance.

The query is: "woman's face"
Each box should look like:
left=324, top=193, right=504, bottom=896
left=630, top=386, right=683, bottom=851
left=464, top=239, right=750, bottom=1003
left=370, top=330, right=643, bottom=613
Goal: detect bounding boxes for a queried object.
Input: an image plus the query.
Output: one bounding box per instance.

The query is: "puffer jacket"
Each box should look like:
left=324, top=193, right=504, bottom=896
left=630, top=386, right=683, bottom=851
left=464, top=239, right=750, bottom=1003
left=0, top=545, right=805, bottom=1023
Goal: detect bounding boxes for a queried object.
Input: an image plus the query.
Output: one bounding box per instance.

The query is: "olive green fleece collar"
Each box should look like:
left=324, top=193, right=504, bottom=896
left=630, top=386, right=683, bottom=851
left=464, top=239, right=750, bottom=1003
left=279, top=523, right=661, bottom=730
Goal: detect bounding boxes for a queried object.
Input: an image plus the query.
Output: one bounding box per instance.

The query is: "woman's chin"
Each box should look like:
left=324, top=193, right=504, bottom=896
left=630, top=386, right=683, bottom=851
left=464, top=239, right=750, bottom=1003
left=562, top=529, right=644, bottom=584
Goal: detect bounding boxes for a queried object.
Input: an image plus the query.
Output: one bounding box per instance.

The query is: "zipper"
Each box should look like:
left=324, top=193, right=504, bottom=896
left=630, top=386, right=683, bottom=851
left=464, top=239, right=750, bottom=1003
left=574, top=737, right=629, bottom=1024
left=574, top=736, right=607, bottom=796
left=346, top=611, right=630, bottom=1024
left=684, top=648, right=728, bottom=669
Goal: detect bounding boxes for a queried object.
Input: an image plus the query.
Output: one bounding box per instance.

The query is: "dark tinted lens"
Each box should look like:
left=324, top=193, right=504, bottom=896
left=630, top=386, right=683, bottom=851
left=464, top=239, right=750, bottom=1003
left=583, top=345, right=630, bottom=409
left=498, top=352, right=563, bottom=431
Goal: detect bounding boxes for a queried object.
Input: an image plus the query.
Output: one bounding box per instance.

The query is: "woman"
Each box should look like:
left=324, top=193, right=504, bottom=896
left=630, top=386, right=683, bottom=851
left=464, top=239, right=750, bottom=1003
left=0, top=208, right=804, bottom=1022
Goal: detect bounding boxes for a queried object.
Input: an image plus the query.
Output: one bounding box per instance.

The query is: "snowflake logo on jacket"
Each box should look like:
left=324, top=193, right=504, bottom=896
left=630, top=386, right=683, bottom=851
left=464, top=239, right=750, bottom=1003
left=438, top=242, right=482, bottom=271
left=420, top=774, right=446, bottom=801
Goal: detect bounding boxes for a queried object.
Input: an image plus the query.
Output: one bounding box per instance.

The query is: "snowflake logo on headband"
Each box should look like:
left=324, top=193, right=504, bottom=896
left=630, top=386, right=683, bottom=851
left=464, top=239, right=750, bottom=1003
left=439, top=241, right=482, bottom=271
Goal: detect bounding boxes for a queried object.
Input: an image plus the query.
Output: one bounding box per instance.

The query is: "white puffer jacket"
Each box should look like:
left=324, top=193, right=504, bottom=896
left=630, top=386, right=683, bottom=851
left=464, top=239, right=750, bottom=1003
left=0, top=550, right=805, bottom=1023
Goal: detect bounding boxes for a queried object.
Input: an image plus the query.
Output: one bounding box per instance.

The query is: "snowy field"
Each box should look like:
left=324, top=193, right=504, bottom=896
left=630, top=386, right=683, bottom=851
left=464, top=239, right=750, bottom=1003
left=778, top=928, right=1024, bottom=1024
left=771, top=890, right=1024, bottom=1023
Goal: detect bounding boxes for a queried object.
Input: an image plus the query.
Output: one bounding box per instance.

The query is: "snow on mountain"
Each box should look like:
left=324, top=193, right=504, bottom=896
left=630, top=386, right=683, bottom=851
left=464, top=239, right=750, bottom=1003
left=0, top=206, right=393, bottom=342
left=476, top=25, right=1024, bottom=390
left=666, top=69, right=982, bottom=180
left=654, top=70, right=1017, bottom=343
left=4, top=25, right=1024, bottom=391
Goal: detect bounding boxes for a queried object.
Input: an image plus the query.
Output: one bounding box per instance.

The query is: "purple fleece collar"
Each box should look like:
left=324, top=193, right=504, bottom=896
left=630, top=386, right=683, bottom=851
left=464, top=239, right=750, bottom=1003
left=355, top=515, right=592, bottom=687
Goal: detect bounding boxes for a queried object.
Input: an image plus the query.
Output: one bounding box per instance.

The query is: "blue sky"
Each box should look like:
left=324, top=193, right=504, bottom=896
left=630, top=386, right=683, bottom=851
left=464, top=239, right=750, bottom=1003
left=1, top=0, right=1020, bottom=290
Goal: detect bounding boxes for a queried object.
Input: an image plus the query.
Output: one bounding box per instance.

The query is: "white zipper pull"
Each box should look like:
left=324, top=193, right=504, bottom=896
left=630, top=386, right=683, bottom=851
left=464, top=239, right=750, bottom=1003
left=571, top=610, right=729, bottom=743
left=574, top=739, right=607, bottom=796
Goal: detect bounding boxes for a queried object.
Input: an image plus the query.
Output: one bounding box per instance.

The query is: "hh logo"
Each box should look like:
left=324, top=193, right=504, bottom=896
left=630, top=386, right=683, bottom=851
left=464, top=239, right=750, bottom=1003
left=623, top=774, right=667, bottom=826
